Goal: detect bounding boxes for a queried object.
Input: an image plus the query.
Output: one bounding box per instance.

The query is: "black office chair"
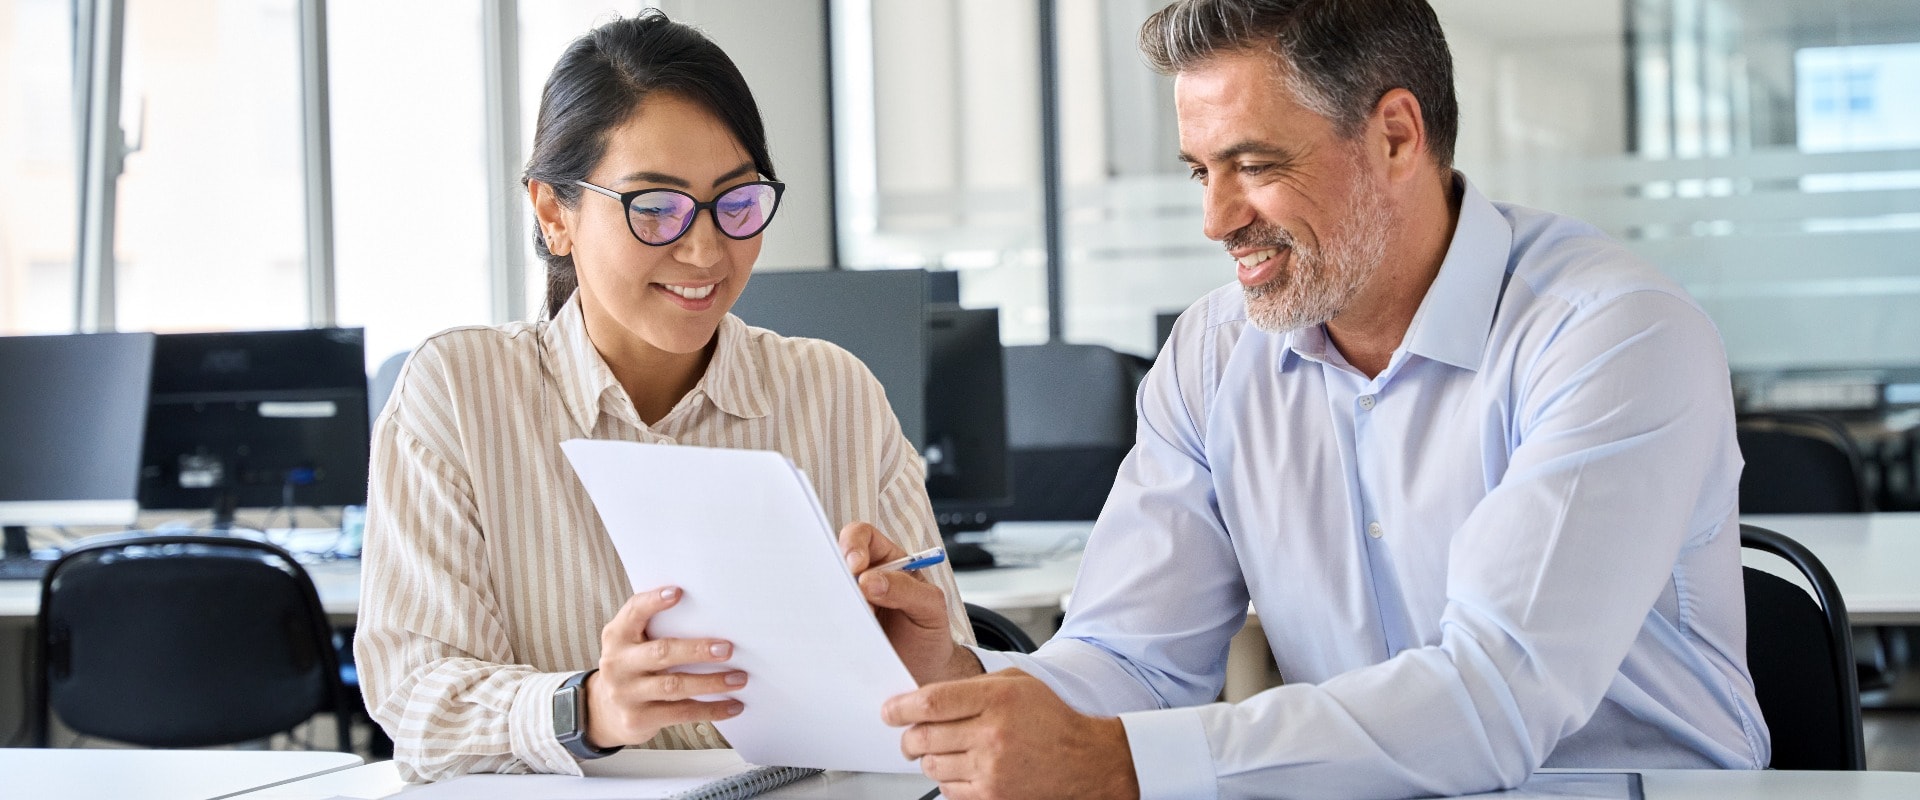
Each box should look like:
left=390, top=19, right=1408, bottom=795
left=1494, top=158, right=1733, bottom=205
left=999, top=343, right=1150, bottom=521
left=1735, top=413, right=1871, bottom=514
left=1740, top=523, right=1864, bottom=770
left=34, top=533, right=352, bottom=751
left=965, top=602, right=1039, bottom=654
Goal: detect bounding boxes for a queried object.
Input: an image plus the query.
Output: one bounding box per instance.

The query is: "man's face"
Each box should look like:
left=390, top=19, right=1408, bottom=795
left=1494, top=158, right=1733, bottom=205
left=1176, top=51, right=1393, bottom=334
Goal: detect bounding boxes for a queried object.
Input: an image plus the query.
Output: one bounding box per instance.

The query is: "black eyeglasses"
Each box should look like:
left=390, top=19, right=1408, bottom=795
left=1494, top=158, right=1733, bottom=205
left=574, top=179, right=785, bottom=246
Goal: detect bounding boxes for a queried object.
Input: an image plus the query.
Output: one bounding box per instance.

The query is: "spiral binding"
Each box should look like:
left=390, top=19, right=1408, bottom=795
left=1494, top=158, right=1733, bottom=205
left=668, top=765, right=823, bottom=800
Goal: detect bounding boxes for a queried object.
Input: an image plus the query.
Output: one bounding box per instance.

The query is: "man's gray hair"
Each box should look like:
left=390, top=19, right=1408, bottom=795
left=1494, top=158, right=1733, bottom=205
left=1139, top=0, right=1458, bottom=169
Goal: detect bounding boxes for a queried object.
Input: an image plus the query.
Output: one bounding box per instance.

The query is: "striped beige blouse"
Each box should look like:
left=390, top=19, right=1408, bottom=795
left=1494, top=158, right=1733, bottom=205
left=355, top=294, right=972, bottom=782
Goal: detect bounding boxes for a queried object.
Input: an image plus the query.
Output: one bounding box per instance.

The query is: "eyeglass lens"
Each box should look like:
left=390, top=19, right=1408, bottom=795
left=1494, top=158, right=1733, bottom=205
left=627, top=183, right=779, bottom=244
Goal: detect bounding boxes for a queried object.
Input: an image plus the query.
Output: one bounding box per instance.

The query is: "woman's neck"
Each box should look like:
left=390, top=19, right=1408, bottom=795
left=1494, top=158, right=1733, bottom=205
left=581, top=308, right=716, bottom=428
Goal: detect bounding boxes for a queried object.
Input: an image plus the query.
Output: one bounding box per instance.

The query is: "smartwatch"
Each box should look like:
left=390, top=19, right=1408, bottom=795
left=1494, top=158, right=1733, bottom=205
left=553, top=669, right=620, bottom=760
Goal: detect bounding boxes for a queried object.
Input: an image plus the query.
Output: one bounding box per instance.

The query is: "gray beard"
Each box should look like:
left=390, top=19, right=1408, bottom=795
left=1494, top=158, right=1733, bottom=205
left=1242, top=173, right=1393, bottom=335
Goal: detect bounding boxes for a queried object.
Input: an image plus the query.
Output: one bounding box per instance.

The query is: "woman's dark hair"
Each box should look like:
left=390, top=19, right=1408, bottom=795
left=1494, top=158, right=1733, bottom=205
left=1139, top=0, right=1458, bottom=170
left=524, top=10, right=777, bottom=319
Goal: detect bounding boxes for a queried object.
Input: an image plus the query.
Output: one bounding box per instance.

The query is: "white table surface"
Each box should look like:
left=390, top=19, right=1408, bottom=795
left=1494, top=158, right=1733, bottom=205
left=2, top=748, right=363, bottom=800
left=0, top=525, right=1085, bottom=624
left=223, top=758, right=938, bottom=799
left=9, top=514, right=1913, bottom=631
left=1742, top=512, right=1920, bottom=625
left=224, top=759, right=1920, bottom=800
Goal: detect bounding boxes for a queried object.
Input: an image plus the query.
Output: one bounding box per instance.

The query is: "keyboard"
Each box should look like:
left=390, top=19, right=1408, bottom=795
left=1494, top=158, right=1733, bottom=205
left=0, top=557, right=54, bottom=581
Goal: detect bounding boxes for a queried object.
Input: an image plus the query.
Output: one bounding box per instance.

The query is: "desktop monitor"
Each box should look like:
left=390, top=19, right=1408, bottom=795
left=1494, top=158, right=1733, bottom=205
left=728, top=270, right=1013, bottom=547
left=924, top=306, right=1011, bottom=533
left=138, top=328, right=371, bottom=528
left=0, top=332, right=156, bottom=558
left=729, top=269, right=929, bottom=446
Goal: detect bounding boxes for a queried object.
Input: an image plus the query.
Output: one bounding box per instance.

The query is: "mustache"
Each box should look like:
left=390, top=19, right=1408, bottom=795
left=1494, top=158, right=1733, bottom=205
left=1223, top=223, right=1296, bottom=254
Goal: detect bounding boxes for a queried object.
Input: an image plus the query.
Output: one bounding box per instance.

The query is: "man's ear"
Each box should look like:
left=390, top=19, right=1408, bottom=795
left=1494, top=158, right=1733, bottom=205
left=530, top=180, right=574, bottom=257
left=1371, top=87, right=1428, bottom=185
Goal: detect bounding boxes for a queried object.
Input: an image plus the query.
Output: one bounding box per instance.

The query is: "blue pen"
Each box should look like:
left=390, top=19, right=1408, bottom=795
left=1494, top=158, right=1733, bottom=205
left=873, top=546, right=946, bottom=573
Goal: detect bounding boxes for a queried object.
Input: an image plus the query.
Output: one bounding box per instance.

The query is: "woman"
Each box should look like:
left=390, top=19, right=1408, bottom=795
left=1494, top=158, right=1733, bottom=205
left=355, top=11, right=971, bottom=781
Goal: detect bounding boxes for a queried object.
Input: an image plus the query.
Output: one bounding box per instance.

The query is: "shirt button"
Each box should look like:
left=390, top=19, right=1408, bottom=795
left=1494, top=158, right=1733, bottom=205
left=1367, top=521, right=1384, bottom=539
left=1358, top=394, right=1376, bottom=411
left=697, top=722, right=714, bottom=736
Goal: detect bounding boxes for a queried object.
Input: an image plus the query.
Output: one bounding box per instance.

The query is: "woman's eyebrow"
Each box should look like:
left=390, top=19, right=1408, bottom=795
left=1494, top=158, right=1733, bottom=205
left=614, top=162, right=756, bottom=189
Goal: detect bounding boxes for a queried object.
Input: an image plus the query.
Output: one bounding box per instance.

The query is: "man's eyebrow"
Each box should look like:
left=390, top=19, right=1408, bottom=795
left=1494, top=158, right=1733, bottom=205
left=613, top=163, right=757, bottom=189
left=1179, top=140, right=1297, bottom=165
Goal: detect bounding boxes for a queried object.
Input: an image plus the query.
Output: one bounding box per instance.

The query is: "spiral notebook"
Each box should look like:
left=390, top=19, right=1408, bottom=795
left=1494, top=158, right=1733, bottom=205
left=394, top=749, right=821, bottom=800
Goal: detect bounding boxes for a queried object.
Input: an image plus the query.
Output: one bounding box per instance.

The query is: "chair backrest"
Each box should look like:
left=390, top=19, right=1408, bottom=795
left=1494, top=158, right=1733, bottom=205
left=368, top=349, right=412, bottom=421
left=1739, top=523, right=1864, bottom=769
left=34, top=533, right=349, bottom=749
left=1000, top=343, right=1149, bottom=521
left=1735, top=412, right=1870, bottom=513
left=964, top=602, right=1038, bottom=654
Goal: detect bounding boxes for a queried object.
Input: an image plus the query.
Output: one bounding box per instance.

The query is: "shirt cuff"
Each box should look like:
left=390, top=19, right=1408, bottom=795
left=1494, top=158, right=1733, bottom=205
left=511, top=670, right=587, bottom=775
left=968, top=645, right=1023, bottom=675
left=1120, top=706, right=1217, bottom=800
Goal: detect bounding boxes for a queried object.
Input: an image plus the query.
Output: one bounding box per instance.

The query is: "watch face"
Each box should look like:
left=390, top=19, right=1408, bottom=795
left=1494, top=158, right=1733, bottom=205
left=553, top=685, right=579, bottom=736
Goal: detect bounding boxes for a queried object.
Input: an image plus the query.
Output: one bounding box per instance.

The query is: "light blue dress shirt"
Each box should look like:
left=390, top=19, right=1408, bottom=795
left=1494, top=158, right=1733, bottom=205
left=974, top=177, right=1768, bottom=799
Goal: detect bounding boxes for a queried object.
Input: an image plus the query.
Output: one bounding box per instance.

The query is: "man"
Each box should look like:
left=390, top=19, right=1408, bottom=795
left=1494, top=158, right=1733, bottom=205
left=840, top=1, right=1767, bottom=798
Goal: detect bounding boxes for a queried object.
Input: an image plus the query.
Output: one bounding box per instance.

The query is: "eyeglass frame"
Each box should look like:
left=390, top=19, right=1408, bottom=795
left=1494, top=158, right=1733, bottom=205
left=573, top=179, right=786, bottom=247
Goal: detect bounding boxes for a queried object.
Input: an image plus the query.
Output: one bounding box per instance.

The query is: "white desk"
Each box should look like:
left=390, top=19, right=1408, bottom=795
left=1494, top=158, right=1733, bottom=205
left=225, top=759, right=1920, bottom=799
left=2, top=748, right=362, bottom=800
left=1742, top=512, right=1920, bottom=626
left=0, top=527, right=1080, bottom=628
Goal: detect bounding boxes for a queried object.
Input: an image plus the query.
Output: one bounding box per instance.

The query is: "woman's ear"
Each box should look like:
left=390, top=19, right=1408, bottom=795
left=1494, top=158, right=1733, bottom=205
left=529, top=180, right=574, bottom=257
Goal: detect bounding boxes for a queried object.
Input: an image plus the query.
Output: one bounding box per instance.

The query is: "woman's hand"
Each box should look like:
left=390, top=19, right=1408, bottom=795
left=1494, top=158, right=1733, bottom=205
left=839, top=522, right=983, bottom=685
left=585, top=586, right=748, bottom=749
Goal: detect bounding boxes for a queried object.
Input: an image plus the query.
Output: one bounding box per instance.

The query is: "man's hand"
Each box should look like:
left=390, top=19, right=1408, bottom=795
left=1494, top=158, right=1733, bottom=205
left=884, top=669, right=1140, bottom=800
left=839, top=522, right=983, bottom=684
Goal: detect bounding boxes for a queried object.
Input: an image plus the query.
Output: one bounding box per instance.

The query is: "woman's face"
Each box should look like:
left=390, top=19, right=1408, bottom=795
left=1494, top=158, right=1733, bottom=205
left=550, top=92, right=767, bottom=358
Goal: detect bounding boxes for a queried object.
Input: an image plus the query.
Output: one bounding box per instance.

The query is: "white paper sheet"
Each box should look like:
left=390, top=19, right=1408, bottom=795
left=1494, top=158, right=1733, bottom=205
left=560, top=440, right=923, bottom=774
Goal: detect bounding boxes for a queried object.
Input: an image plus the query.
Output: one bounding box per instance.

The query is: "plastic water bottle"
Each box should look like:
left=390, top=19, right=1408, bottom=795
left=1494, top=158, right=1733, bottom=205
left=338, top=505, right=366, bottom=557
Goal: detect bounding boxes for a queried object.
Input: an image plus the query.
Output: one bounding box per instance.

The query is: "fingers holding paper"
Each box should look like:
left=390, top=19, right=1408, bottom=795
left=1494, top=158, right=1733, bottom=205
left=884, top=669, right=1140, bottom=800
left=839, top=522, right=981, bottom=685
left=587, top=586, right=747, bottom=749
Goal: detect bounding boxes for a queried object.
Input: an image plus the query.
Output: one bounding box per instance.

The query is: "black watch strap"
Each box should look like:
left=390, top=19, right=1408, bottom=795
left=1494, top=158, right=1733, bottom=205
left=554, top=669, right=620, bottom=760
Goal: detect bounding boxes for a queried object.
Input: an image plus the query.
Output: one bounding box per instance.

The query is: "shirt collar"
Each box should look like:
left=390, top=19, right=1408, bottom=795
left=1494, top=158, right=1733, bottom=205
left=542, top=294, right=772, bottom=434
left=1398, top=173, right=1513, bottom=372
left=543, top=293, right=623, bottom=434
left=701, top=314, right=772, bottom=421
left=1282, top=172, right=1513, bottom=373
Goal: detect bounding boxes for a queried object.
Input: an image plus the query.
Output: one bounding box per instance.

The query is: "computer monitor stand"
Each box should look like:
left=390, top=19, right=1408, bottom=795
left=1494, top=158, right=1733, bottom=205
left=208, top=490, right=241, bottom=532
left=3, top=525, right=29, bottom=559
left=936, top=514, right=997, bottom=571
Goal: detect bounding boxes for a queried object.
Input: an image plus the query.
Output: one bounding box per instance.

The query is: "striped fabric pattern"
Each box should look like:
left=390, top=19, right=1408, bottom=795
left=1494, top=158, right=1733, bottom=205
left=355, top=295, right=971, bottom=782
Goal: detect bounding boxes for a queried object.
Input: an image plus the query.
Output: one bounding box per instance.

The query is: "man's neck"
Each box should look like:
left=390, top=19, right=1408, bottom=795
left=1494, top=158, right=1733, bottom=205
left=1325, top=172, right=1464, bottom=378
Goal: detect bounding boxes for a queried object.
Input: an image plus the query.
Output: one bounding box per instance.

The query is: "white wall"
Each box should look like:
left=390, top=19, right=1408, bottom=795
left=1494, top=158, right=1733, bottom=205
left=659, top=0, right=836, bottom=270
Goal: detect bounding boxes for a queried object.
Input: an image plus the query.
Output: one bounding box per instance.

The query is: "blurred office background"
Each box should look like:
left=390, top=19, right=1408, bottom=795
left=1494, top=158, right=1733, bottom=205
left=3, top=0, right=1920, bottom=766
left=4, top=0, right=1918, bottom=369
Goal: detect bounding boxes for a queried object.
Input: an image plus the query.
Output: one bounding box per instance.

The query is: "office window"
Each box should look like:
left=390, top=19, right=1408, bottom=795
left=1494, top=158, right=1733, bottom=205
left=113, top=0, right=308, bottom=332
left=330, top=0, right=492, bottom=368
left=516, top=1, right=646, bottom=316
left=1796, top=43, right=1920, bottom=155
left=832, top=0, right=1050, bottom=344
left=0, top=0, right=77, bottom=334
left=1603, top=0, right=1920, bottom=369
